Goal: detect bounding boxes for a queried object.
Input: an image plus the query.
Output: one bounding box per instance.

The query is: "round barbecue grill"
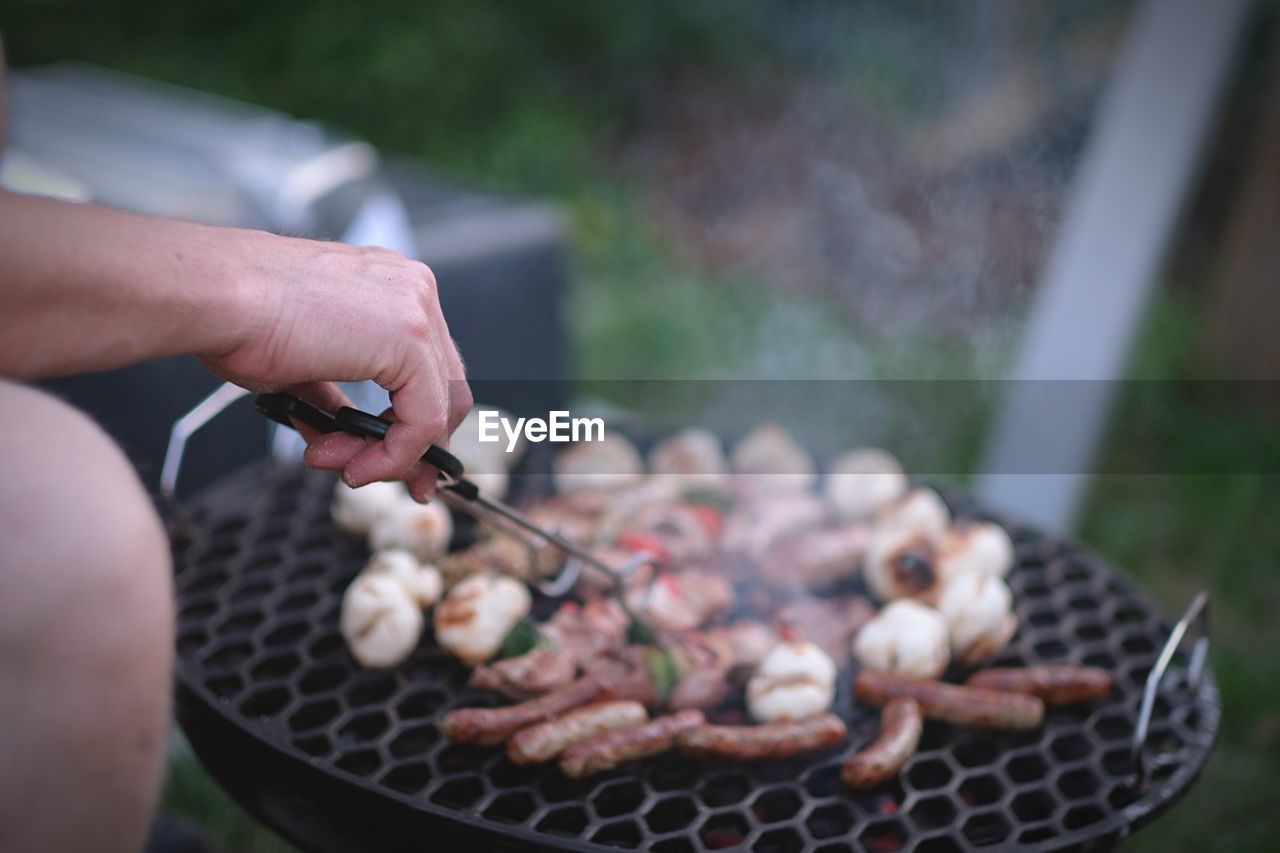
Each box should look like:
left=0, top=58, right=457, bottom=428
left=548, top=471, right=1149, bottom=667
left=169, top=456, right=1219, bottom=853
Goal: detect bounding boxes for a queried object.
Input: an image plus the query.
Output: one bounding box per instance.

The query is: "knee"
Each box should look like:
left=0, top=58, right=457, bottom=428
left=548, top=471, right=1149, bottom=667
left=0, top=380, right=173, bottom=637
left=0, top=381, right=173, bottom=852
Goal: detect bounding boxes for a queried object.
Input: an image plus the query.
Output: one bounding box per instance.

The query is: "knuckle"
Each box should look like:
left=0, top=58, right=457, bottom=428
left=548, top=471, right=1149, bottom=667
left=410, top=262, right=438, bottom=297
left=420, top=413, right=449, bottom=443
left=400, top=310, right=432, bottom=339
left=452, top=386, right=474, bottom=421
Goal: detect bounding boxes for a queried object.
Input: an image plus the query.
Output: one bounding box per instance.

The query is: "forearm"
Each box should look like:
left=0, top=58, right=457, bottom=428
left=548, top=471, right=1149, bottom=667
left=0, top=190, right=262, bottom=379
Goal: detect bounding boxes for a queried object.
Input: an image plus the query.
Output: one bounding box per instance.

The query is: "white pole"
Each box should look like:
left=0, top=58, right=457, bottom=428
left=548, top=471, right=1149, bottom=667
left=976, top=0, right=1252, bottom=532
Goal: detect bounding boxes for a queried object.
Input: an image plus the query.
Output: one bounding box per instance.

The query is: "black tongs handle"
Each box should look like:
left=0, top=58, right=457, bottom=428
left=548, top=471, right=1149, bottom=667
left=255, top=392, right=653, bottom=605
left=254, top=392, right=467, bottom=484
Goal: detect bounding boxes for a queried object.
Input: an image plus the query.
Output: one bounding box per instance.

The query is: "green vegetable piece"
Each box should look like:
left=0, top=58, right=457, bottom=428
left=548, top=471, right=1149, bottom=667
left=627, top=617, right=656, bottom=646
left=645, top=647, right=679, bottom=704
left=497, top=618, right=539, bottom=659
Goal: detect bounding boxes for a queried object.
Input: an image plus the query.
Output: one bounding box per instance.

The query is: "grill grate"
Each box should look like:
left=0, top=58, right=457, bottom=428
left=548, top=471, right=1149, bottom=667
left=171, top=462, right=1219, bottom=852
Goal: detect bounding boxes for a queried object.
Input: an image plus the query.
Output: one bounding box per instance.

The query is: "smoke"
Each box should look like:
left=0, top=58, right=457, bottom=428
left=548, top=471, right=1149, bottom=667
left=621, top=1, right=1128, bottom=381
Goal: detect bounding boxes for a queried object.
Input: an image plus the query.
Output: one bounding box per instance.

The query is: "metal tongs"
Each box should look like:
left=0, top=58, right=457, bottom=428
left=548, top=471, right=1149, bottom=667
left=254, top=392, right=652, bottom=598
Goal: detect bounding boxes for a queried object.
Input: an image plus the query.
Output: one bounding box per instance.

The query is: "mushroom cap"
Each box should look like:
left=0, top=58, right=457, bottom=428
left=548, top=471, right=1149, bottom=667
left=730, top=423, right=817, bottom=494
left=648, top=427, right=730, bottom=489
left=434, top=573, right=532, bottom=665
left=451, top=406, right=525, bottom=472
left=340, top=572, right=424, bottom=668
left=553, top=433, right=646, bottom=494
left=874, top=487, right=950, bottom=539
left=331, top=479, right=408, bottom=536
left=364, top=549, right=443, bottom=608
left=747, top=676, right=835, bottom=723
left=864, top=527, right=943, bottom=604
left=757, top=641, right=837, bottom=686
left=937, top=521, right=1015, bottom=581
left=853, top=599, right=950, bottom=679
left=825, top=448, right=908, bottom=520
left=368, top=499, right=454, bottom=562
left=937, top=572, right=1017, bottom=664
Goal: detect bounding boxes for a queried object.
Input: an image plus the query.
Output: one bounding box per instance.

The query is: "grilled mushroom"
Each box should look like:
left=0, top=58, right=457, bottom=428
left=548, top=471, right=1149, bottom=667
left=874, top=487, right=950, bottom=539
left=434, top=573, right=532, bottom=665
left=340, top=572, right=424, bottom=668
left=747, top=641, right=837, bottom=723
left=937, top=521, right=1015, bottom=582
left=368, top=498, right=454, bottom=561
left=936, top=572, right=1017, bottom=664
left=362, top=549, right=443, bottom=609
left=331, top=479, right=407, bottom=536
left=824, top=448, right=908, bottom=520
left=864, top=527, right=943, bottom=604
left=730, top=424, right=817, bottom=494
left=553, top=433, right=645, bottom=494
left=853, top=600, right=950, bottom=679
left=648, top=427, right=730, bottom=490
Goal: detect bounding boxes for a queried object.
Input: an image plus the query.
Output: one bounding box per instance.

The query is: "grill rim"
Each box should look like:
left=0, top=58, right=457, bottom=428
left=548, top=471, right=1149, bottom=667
left=171, top=459, right=1221, bottom=853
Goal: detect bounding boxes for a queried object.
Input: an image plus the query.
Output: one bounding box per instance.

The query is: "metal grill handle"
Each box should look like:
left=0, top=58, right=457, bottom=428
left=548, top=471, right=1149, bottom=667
left=160, top=381, right=253, bottom=501
left=1130, top=589, right=1209, bottom=788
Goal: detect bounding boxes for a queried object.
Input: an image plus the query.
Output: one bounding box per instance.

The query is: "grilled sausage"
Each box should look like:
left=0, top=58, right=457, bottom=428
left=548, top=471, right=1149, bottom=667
left=441, top=676, right=606, bottom=745
left=855, top=669, right=1044, bottom=730
left=507, top=700, right=648, bottom=765
left=965, top=666, right=1113, bottom=705
left=676, top=714, right=847, bottom=761
left=841, top=698, right=922, bottom=791
left=559, top=710, right=704, bottom=778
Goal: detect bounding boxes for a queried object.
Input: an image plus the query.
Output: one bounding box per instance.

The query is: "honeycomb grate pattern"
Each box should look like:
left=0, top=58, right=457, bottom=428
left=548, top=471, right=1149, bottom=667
left=172, top=463, right=1219, bottom=852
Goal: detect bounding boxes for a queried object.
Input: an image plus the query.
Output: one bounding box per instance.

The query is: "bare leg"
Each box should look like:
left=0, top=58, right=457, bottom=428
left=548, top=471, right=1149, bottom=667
left=0, top=381, right=174, bottom=853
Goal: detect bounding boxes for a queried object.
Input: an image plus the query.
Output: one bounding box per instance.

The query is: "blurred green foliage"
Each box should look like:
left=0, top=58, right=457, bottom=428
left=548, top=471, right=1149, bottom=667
left=1079, top=297, right=1280, bottom=853
left=4, top=3, right=1277, bottom=851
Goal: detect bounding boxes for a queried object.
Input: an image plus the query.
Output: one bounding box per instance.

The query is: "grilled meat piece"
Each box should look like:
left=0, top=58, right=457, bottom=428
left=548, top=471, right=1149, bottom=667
left=468, top=647, right=578, bottom=701
left=441, top=676, right=606, bottom=744
left=722, top=493, right=827, bottom=562
left=776, top=595, right=875, bottom=665
left=629, top=570, right=735, bottom=632
left=759, top=522, right=872, bottom=590
left=541, top=598, right=630, bottom=668
left=507, top=700, right=648, bottom=765
left=667, top=667, right=731, bottom=711
left=703, top=621, right=778, bottom=681
left=841, top=697, right=922, bottom=791
left=436, top=506, right=596, bottom=585
left=677, top=714, right=847, bottom=760
left=582, top=647, right=661, bottom=707
left=855, top=669, right=1044, bottom=730
left=559, top=710, right=705, bottom=778
left=965, top=666, right=1113, bottom=705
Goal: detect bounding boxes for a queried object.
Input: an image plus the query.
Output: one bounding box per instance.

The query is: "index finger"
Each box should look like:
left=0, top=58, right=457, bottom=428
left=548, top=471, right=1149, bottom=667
left=343, top=357, right=450, bottom=487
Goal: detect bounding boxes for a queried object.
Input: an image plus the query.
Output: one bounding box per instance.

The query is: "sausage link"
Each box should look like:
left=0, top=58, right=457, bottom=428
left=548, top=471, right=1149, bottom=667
left=965, top=666, right=1113, bottom=705
left=441, top=676, right=605, bottom=745
left=559, top=710, right=704, bottom=778
left=677, top=713, right=847, bottom=761
left=841, top=698, right=922, bottom=791
left=855, top=669, right=1044, bottom=729
left=507, top=701, right=648, bottom=765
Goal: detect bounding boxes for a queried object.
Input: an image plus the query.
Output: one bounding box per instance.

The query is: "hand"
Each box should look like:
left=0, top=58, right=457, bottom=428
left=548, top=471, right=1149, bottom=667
left=202, top=231, right=471, bottom=499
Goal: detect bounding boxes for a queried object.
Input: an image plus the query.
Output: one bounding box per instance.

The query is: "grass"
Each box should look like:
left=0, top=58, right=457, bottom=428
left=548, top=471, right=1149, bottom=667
left=162, top=737, right=295, bottom=853
left=1077, top=298, right=1280, bottom=853
left=5, top=3, right=1278, bottom=850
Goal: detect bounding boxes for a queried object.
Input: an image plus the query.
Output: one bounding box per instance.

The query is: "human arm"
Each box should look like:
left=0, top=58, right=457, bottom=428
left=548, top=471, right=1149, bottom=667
left=0, top=189, right=471, bottom=497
